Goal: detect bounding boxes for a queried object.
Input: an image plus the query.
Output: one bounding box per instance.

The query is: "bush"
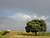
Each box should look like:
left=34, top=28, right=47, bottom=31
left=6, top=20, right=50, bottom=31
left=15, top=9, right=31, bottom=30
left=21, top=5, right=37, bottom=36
left=2, top=31, right=9, bottom=35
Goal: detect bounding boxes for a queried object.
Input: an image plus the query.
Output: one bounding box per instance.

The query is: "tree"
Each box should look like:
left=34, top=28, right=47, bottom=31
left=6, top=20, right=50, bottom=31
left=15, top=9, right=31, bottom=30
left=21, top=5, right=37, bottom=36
left=25, top=19, right=47, bottom=36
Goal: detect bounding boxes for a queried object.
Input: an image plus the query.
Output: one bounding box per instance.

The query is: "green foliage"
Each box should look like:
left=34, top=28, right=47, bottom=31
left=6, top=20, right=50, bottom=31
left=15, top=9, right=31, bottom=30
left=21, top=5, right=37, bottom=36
left=0, top=31, right=9, bottom=38
left=40, top=20, right=47, bottom=32
left=25, top=19, right=47, bottom=35
left=2, top=31, right=9, bottom=35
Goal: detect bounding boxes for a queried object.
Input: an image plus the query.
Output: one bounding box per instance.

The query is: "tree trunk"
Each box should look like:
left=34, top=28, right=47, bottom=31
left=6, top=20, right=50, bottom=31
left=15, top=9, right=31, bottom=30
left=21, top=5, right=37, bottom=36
left=35, top=32, right=37, bottom=36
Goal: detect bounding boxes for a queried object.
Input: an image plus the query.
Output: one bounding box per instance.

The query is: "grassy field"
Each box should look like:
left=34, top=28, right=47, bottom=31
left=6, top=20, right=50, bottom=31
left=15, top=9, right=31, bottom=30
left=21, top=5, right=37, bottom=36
left=0, top=31, right=50, bottom=38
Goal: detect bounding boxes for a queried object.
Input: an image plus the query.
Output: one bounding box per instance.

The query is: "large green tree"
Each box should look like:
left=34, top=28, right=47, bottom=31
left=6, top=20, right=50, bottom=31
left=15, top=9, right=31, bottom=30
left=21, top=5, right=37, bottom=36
left=25, top=19, right=47, bottom=36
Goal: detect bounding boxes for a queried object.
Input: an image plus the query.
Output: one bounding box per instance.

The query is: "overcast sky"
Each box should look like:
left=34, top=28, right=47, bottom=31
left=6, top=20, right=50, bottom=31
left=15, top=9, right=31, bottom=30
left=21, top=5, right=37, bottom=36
left=0, top=0, right=50, bottom=31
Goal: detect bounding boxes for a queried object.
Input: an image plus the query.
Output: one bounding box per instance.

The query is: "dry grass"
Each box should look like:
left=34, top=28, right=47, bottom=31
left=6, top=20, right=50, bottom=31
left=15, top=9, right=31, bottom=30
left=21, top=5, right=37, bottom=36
left=0, top=31, right=50, bottom=38
left=10, top=36, right=50, bottom=38
left=6, top=31, right=50, bottom=38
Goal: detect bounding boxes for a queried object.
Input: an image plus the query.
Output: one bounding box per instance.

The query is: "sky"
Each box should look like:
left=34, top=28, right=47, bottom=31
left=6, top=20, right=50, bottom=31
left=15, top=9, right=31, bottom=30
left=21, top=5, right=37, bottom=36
left=0, top=0, right=50, bottom=31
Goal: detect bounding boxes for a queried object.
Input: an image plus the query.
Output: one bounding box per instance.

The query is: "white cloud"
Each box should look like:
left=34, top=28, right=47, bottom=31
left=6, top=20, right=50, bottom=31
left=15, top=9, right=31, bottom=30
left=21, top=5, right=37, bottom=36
left=32, top=14, right=49, bottom=20
left=33, top=15, right=39, bottom=19
left=40, top=16, right=49, bottom=20
left=9, top=13, right=32, bottom=21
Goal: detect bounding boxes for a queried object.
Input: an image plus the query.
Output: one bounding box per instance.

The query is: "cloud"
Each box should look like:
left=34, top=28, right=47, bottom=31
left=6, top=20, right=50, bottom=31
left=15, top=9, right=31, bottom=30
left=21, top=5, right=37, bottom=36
left=40, top=16, right=49, bottom=20
left=0, top=0, right=50, bottom=31
left=32, top=15, right=49, bottom=20
left=33, top=14, right=39, bottom=19
left=0, top=13, right=49, bottom=31
left=0, top=13, right=32, bottom=30
left=9, top=13, right=32, bottom=21
left=0, top=16, right=25, bottom=30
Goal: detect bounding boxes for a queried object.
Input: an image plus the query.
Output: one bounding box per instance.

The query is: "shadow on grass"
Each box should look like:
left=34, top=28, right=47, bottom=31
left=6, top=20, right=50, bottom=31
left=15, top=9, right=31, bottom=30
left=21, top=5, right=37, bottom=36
left=17, top=32, right=49, bottom=36
left=21, top=34, right=34, bottom=36
left=17, top=33, right=41, bottom=36
left=18, top=34, right=34, bottom=36
left=18, top=33, right=47, bottom=36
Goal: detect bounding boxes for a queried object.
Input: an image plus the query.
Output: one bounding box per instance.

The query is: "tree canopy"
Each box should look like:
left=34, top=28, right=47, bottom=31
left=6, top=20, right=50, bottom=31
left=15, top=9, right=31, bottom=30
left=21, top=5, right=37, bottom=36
left=25, top=19, right=47, bottom=36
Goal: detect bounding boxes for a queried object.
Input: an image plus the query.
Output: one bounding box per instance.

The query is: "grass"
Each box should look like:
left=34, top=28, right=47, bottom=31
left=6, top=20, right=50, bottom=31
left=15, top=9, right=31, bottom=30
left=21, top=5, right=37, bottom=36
left=0, top=31, right=50, bottom=38
left=37, top=32, right=50, bottom=36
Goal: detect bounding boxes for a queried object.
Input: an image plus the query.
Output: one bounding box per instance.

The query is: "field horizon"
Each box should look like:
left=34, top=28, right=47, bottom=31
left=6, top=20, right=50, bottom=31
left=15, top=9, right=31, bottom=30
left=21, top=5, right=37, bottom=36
left=0, top=30, right=50, bottom=38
